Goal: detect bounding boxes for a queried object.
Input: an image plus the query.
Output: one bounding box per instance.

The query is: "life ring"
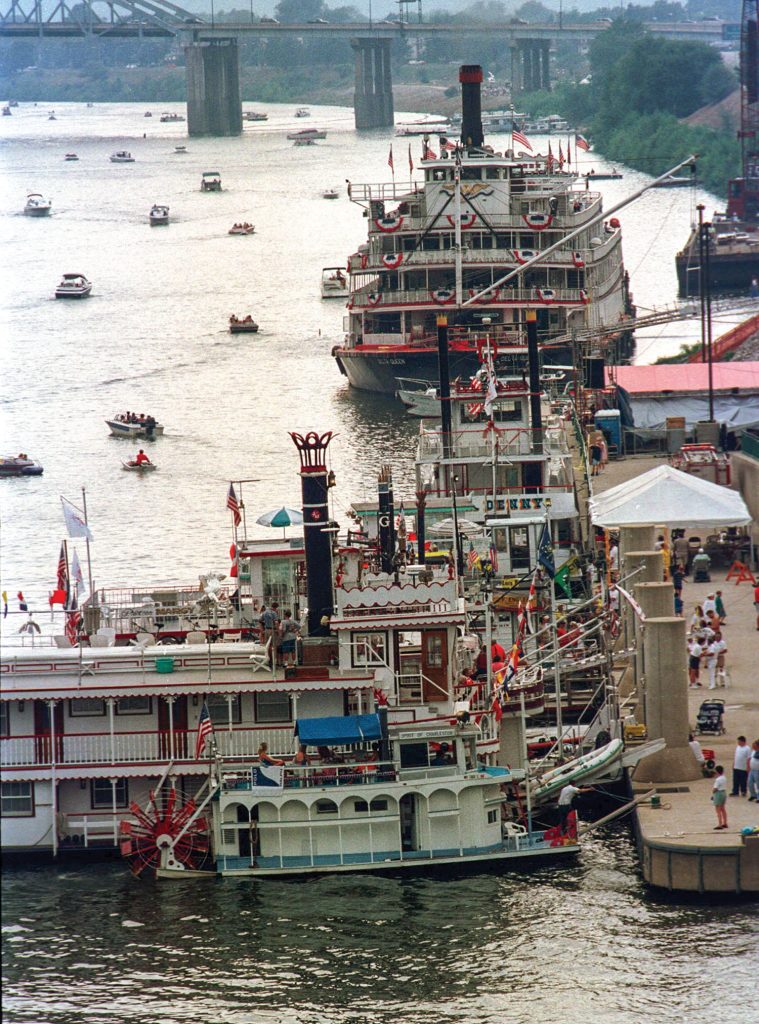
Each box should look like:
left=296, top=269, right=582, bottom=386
left=374, top=213, right=404, bottom=233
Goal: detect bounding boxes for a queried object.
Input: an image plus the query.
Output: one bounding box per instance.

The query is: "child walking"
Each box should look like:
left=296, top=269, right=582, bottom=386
left=712, top=765, right=728, bottom=830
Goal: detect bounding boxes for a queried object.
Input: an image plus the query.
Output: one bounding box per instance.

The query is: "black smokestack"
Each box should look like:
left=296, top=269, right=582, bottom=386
left=290, top=431, right=334, bottom=636
left=459, top=64, right=484, bottom=148
left=378, top=465, right=396, bottom=573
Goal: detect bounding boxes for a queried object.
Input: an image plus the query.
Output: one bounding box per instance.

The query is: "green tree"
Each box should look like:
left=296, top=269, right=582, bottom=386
left=275, top=0, right=325, bottom=21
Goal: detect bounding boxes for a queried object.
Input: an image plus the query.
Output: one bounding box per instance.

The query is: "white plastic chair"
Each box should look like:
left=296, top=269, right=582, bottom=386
left=502, top=822, right=528, bottom=849
left=95, top=627, right=116, bottom=647
left=248, top=637, right=272, bottom=672
left=186, top=631, right=207, bottom=645
left=135, top=632, right=156, bottom=647
left=89, top=634, right=110, bottom=648
left=53, top=635, right=72, bottom=649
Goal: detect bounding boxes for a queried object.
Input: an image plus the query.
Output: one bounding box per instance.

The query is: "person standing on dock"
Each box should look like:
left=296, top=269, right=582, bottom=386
left=748, top=741, right=759, bottom=802
left=731, top=737, right=751, bottom=797
left=712, top=766, right=728, bottom=829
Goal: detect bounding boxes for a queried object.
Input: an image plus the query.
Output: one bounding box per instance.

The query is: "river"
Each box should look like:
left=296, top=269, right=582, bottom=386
left=1, top=101, right=757, bottom=1023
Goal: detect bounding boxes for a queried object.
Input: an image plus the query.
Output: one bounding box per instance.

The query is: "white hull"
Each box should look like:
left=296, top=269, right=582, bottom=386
left=106, top=419, right=164, bottom=438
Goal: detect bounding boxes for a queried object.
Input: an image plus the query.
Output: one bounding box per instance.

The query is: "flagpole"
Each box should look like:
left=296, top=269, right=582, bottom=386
left=81, top=487, right=95, bottom=602
left=545, top=503, right=564, bottom=758
left=520, top=688, right=533, bottom=837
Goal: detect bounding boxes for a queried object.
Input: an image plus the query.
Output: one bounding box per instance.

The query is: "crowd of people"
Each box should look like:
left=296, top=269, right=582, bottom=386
left=255, top=602, right=301, bottom=668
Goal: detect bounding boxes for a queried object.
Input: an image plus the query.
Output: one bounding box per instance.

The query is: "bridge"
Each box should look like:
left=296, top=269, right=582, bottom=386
left=0, top=1, right=738, bottom=135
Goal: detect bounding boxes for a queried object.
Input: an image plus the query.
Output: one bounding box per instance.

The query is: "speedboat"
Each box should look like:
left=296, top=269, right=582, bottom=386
left=48, top=111, right=56, bottom=121
left=243, top=111, right=268, bottom=122
left=159, top=112, right=185, bottom=122
left=320, top=267, right=349, bottom=299
left=122, top=459, right=157, bottom=472
left=2, top=105, right=11, bottom=116
left=64, top=153, right=79, bottom=161
left=287, top=128, right=326, bottom=141
left=55, top=273, right=92, bottom=299
left=24, top=193, right=52, bottom=217
left=228, top=223, right=255, bottom=235
left=106, top=414, right=164, bottom=438
left=149, top=204, right=170, bottom=225
left=174, top=145, right=187, bottom=153
left=294, top=107, right=310, bottom=118
left=200, top=171, right=222, bottom=191
left=322, top=188, right=339, bottom=200
left=144, top=111, right=153, bottom=117
left=110, top=151, right=135, bottom=163
left=0, top=455, right=43, bottom=477
left=229, top=315, right=259, bottom=333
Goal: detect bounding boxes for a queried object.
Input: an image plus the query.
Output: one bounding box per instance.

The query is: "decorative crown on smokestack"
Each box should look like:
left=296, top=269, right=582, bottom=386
left=290, top=431, right=334, bottom=472
left=459, top=64, right=484, bottom=149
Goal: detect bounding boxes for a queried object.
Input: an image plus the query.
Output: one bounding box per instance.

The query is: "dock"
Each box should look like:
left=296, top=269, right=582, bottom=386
left=592, top=452, right=759, bottom=895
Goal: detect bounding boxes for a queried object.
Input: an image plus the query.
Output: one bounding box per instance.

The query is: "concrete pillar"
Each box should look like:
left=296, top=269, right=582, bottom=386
left=184, top=39, right=242, bottom=137
left=619, top=524, right=656, bottom=561
left=540, top=43, right=551, bottom=91
left=621, top=550, right=662, bottom=649
left=510, top=45, right=521, bottom=94
left=634, top=616, right=701, bottom=783
left=351, top=38, right=394, bottom=130
left=633, top=582, right=675, bottom=724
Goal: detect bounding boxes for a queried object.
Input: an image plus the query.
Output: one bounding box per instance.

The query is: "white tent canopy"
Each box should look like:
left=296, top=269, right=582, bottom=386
left=589, top=465, right=751, bottom=529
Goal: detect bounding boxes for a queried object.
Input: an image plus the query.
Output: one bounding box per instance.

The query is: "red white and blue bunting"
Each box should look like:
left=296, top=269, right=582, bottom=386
left=374, top=213, right=404, bottom=233
left=382, top=252, right=404, bottom=269
left=579, top=289, right=589, bottom=304
left=537, top=288, right=556, bottom=304
left=366, top=291, right=382, bottom=307
left=446, top=212, right=477, bottom=229
left=522, top=213, right=553, bottom=231
left=572, top=251, right=585, bottom=268
left=513, top=248, right=540, bottom=264
left=430, top=288, right=456, bottom=305
left=467, top=286, right=500, bottom=303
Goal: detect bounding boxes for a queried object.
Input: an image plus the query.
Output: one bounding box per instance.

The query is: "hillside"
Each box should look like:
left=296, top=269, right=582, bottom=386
left=683, top=88, right=740, bottom=132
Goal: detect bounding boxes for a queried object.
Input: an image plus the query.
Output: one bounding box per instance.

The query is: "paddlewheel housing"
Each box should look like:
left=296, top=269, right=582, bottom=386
left=119, top=786, right=210, bottom=876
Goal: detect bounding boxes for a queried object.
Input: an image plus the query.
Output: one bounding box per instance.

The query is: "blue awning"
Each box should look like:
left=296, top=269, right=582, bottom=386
left=295, top=713, right=382, bottom=747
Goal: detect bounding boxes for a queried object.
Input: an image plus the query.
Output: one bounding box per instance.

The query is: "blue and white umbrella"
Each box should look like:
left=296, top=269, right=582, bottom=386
left=256, top=506, right=304, bottom=537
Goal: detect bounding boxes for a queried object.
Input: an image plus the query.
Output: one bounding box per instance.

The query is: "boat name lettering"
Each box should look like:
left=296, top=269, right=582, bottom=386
left=486, top=496, right=544, bottom=512
left=400, top=729, right=457, bottom=740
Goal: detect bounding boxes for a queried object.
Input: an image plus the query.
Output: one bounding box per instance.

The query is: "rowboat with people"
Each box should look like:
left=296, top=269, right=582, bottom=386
left=229, top=315, right=259, bottom=333
left=228, top=223, right=255, bottom=235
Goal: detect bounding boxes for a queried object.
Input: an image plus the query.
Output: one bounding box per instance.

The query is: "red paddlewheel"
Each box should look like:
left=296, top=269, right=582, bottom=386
left=119, top=787, right=210, bottom=877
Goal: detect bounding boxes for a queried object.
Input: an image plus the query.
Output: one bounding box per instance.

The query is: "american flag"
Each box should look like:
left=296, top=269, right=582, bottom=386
left=423, top=143, right=437, bottom=160
left=408, top=143, right=414, bottom=173
left=440, top=138, right=457, bottom=153
left=466, top=402, right=484, bottom=418
left=489, top=543, right=499, bottom=573
left=575, top=133, right=590, bottom=152
left=388, top=144, right=394, bottom=173
left=467, top=545, right=481, bottom=571
left=512, top=129, right=532, bottom=152
left=195, top=702, right=214, bottom=760
left=57, top=542, right=68, bottom=593
left=227, top=483, right=242, bottom=527
left=64, top=591, right=81, bottom=645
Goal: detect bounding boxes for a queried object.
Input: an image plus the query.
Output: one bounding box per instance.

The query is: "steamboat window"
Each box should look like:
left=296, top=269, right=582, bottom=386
left=485, top=167, right=500, bottom=180
left=461, top=167, right=481, bottom=180
left=0, top=703, right=9, bottom=738
left=254, top=692, right=292, bottom=724
left=91, top=778, right=128, bottom=810
left=207, top=694, right=242, bottom=726
left=261, top=557, right=292, bottom=607
left=402, top=236, right=416, bottom=251
left=354, top=798, right=389, bottom=813
left=115, top=696, right=152, bottom=716
left=353, top=633, right=387, bottom=668
left=69, top=698, right=106, bottom=718
left=315, top=799, right=338, bottom=815
left=509, top=527, right=531, bottom=570
left=422, top=236, right=440, bottom=251
left=487, top=809, right=498, bottom=824
left=1, top=781, right=34, bottom=817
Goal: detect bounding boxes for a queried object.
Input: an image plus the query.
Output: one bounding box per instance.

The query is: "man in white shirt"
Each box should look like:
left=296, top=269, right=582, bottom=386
left=731, top=736, right=751, bottom=797
left=688, top=636, right=704, bottom=687
left=609, top=543, right=619, bottom=575
left=557, top=782, right=593, bottom=832
left=705, top=638, right=721, bottom=690
left=702, top=593, right=717, bottom=618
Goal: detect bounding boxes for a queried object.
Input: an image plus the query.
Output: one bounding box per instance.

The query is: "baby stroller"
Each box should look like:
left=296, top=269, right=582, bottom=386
left=695, top=698, right=726, bottom=735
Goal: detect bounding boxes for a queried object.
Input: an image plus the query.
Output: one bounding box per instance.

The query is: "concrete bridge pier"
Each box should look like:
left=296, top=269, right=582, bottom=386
left=351, top=37, right=394, bottom=130
left=185, top=39, right=242, bottom=137
left=512, top=40, right=551, bottom=94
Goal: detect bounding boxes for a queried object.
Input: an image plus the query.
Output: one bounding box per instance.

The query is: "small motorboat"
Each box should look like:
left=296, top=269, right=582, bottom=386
left=200, top=171, right=222, bottom=191
left=55, top=273, right=92, bottom=299
left=243, top=111, right=268, bottom=122
left=322, top=188, right=339, bottom=200
left=9, top=100, right=19, bottom=107
left=174, top=145, right=187, bottom=153
left=320, top=267, right=348, bottom=299
left=228, top=222, right=255, bottom=235
left=159, top=112, right=185, bottom=123
left=2, top=105, right=11, bottom=117
left=149, top=204, right=170, bottom=225
left=295, top=107, right=310, bottom=118
left=583, top=171, right=623, bottom=181
left=64, top=153, right=79, bottom=161
left=0, top=455, right=43, bottom=477
left=24, top=193, right=52, bottom=217
left=106, top=413, right=164, bottom=438
left=144, top=111, right=153, bottom=118
left=86, top=102, right=94, bottom=108
left=48, top=111, right=56, bottom=120
left=110, top=151, right=135, bottom=163
left=229, top=315, right=259, bottom=333
left=122, top=459, right=157, bottom=472
left=287, top=128, right=326, bottom=141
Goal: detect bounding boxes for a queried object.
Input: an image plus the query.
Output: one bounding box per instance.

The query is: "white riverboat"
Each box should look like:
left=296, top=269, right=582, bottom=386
left=110, top=151, right=135, bottom=163
left=333, top=64, right=632, bottom=394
